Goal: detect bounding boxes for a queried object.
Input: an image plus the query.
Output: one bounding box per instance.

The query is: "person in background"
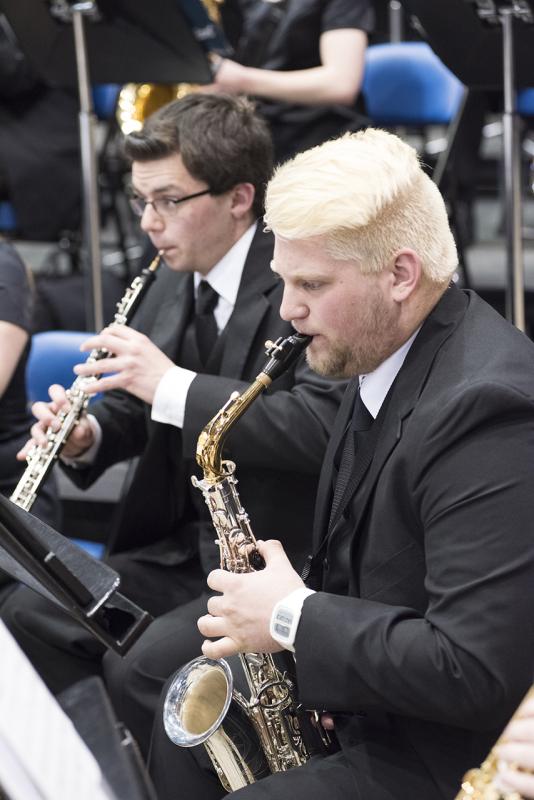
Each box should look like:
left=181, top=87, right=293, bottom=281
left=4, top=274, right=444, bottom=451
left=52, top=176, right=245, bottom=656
left=212, top=0, right=374, bottom=161
left=0, top=15, right=80, bottom=242
left=0, top=240, right=61, bottom=599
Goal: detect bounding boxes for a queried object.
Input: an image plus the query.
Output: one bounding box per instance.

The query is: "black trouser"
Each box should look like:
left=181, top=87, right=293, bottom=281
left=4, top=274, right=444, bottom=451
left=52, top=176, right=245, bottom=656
left=103, top=594, right=210, bottom=756
left=0, top=551, right=205, bottom=724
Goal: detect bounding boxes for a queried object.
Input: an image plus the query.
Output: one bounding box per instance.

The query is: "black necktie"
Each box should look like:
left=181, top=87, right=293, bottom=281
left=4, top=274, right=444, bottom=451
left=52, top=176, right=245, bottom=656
left=195, top=281, right=219, bottom=365
left=329, top=388, right=374, bottom=529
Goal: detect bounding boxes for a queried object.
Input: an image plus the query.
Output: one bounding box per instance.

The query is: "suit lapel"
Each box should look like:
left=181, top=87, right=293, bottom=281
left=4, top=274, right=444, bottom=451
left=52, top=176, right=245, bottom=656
left=315, top=285, right=469, bottom=553
left=149, top=270, right=194, bottom=358
left=218, top=226, right=278, bottom=378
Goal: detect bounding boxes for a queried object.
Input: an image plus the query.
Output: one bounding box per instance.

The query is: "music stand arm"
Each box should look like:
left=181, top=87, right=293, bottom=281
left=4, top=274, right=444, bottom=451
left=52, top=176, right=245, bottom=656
left=501, top=6, right=526, bottom=330
left=72, top=1, right=104, bottom=331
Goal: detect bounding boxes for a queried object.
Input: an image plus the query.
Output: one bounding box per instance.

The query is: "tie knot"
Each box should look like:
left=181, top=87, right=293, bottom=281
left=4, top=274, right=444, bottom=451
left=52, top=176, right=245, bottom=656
left=352, top=391, right=374, bottom=431
left=196, top=281, right=219, bottom=316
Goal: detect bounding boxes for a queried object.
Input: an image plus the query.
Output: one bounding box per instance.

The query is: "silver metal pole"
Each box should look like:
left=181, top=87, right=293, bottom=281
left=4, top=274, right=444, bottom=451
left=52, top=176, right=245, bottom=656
left=501, top=7, right=525, bottom=330
left=72, top=3, right=104, bottom=332
left=388, top=1, right=404, bottom=43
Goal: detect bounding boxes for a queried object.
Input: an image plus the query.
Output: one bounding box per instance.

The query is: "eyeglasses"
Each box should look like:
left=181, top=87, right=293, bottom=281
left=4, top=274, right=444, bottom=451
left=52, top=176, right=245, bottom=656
left=129, top=189, right=212, bottom=219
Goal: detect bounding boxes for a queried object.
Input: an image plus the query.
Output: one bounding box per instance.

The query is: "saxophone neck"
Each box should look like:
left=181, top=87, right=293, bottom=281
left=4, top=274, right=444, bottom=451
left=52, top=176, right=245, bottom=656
left=196, top=376, right=271, bottom=482
left=195, top=332, right=311, bottom=483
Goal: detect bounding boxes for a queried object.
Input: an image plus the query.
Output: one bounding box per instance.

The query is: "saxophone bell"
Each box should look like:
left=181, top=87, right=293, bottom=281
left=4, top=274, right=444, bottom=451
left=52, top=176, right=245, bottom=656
left=163, top=657, right=264, bottom=792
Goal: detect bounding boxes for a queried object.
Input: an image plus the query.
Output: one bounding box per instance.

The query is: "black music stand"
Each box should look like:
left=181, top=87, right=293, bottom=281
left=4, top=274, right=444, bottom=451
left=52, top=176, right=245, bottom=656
left=402, top=0, right=534, bottom=330
left=1, top=0, right=224, bottom=331
left=0, top=493, right=152, bottom=654
left=59, top=677, right=158, bottom=800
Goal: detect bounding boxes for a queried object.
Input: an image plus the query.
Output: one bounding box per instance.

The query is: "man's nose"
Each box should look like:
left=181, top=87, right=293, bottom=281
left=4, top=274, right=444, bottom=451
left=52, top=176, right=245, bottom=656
left=139, top=203, right=164, bottom=233
left=280, top=290, right=308, bottom=323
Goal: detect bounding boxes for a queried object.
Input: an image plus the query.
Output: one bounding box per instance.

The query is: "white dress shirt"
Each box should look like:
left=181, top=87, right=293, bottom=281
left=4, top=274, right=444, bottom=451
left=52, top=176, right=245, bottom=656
left=63, top=223, right=257, bottom=466
left=151, top=222, right=257, bottom=428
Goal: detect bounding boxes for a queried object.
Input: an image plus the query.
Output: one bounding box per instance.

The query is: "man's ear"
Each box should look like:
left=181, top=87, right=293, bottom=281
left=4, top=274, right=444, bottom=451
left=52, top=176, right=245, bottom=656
left=390, top=249, right=422, bottom=302
left=230, top=182, right=255, bottom=219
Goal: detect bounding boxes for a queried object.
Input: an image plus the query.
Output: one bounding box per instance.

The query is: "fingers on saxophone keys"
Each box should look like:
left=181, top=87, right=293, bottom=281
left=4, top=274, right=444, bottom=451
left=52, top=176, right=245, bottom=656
left=494, top=762, right=534, bottom=796
left=496, top=742, right=534, bottom=774
left=201, top=636, right=240, bottom=660
left=197, top=612, right=226, bottom=638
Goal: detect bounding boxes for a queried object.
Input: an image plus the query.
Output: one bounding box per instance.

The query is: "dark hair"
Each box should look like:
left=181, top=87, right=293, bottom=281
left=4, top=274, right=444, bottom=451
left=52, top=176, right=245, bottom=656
left=123, top=93, right=273, bottom=218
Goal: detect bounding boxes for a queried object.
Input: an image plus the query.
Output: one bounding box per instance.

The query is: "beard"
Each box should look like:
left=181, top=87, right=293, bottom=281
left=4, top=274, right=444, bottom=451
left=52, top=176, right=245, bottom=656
left=306, top=285, right=401, bottom=378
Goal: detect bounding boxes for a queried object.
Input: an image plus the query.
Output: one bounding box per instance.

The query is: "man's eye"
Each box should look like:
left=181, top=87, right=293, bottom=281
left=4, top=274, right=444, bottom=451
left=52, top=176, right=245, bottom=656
left=302, top=281, right=322, bottom=291
left=161, top=197, right=179, bottom=209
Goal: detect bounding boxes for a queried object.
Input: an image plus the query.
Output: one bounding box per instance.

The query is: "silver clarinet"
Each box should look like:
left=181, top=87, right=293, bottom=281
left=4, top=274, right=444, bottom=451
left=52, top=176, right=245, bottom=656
left=10, top=252, right=162, bottom=512
left=163, top=333, right=335, bottom=792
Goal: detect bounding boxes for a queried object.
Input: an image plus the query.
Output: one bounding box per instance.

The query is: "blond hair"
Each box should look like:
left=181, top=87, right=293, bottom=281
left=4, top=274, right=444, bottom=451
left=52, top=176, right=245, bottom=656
left=264, top=129, right=458, bottom=284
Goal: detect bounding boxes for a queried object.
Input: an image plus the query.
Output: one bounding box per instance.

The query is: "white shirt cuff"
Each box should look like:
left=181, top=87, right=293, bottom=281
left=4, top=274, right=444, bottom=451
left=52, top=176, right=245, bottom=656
left=270, top=587, right=316, bottom=653
left=60, top=414, right=102, bottom=467
left=151, top=365, right=197, bottom=429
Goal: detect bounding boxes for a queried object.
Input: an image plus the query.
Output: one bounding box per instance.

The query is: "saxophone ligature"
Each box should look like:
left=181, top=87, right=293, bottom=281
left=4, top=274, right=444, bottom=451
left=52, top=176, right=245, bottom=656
left=455, top=684, right=534, bottom=800
left=10, top=252, right=162, bottom=513
left=163, top=332, right=334, bottom=792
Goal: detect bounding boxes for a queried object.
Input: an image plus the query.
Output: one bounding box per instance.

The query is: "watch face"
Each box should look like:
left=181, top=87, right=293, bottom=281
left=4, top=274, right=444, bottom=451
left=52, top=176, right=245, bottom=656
left=273, top=607, right=293, bottom=640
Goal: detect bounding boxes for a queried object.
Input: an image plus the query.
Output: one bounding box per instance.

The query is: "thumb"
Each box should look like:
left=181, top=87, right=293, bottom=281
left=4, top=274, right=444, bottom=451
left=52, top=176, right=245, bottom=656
left=256, top=539, right=288, bottom=565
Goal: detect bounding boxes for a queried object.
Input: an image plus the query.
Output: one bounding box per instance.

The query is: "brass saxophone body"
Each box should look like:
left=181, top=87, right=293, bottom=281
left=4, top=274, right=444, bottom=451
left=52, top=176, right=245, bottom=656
left=164, top=333, right=329, bottom=792
left=455, top=685, right=534, bottom=800
left=10, top=253, right=161, bottom=513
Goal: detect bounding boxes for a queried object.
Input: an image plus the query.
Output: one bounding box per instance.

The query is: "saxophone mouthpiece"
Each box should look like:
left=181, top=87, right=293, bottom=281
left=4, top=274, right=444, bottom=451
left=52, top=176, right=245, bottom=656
left=262, top=333, right=312, bottom=382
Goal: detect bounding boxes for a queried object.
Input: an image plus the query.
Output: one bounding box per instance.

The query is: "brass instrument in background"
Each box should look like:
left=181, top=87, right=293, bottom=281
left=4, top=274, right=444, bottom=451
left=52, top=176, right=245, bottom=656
left=163, top=333, right=335, bottom=792
left=455, top=684, right=534, bottom=799
left=117, top=0, right=226, bottom=134
left=10, top=253, right=161, bottom=512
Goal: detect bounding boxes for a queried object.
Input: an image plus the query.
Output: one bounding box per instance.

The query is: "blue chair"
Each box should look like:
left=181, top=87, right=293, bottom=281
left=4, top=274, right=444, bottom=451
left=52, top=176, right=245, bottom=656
left=25, top=330, right=94, bottom=404
left=92, top=83, right=122, bottom=121
left=25, top=330, right=105, bottom=558
left=518, top=88, right=534, bottom=118
left=362, top=41, right=465, bottom=126
left=0, top=201, right=17, bottom=234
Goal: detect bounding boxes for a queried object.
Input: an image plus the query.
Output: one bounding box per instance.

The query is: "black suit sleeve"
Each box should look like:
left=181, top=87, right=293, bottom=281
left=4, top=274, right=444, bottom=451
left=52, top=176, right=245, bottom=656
left=182, top=357, right=346, bottom=475
left=60, top=389, right=148, bottom=489
left=295, top=382, right=534, bottom=732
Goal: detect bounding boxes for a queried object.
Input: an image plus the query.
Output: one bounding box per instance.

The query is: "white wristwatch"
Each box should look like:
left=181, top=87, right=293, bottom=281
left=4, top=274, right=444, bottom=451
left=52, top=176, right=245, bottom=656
left=270, top=588, right=315, bottom=653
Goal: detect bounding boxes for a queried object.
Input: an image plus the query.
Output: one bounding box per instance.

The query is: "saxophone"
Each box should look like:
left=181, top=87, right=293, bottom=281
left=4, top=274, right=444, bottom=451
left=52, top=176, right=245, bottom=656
left=163, top=332, right=333, bottom=792
left=455, top=685, right=534, bottom=799
left=10, top=252, right=162, bottom=513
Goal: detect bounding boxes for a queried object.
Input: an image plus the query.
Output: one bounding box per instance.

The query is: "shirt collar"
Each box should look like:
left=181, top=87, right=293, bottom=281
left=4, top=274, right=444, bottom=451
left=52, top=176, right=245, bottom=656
left=193, top=222, right=257, bottom=306
left=359, top=327, right=420, bottom=419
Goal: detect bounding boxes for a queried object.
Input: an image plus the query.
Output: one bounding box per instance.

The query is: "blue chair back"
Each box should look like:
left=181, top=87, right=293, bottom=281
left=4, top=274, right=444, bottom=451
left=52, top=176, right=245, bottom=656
left=0, top=201, right=17, bottom=232
left=362, top=42, right=465, bottom=126
left=26, top=330, right=95, bottom=404
left=518, top=88, right=534, bottom=117
left=92, top=84, right=122, bottom=121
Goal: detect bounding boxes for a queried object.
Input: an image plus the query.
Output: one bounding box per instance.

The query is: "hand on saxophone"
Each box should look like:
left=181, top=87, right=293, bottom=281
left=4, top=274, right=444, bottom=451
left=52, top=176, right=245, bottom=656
left=198, top=539, right=305, bottom=659
left=493, top=696, right=534, bottom=798
left=17, top=383, right=95, bottom=460
left=75, top=325, right=175, bottom=405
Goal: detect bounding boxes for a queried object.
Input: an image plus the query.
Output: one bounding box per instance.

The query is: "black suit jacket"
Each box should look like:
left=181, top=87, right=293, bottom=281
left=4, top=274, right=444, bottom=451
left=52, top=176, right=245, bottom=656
left=295, top=286, right=534, bottom=799
left=62, top=226, right=344, bottom=573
